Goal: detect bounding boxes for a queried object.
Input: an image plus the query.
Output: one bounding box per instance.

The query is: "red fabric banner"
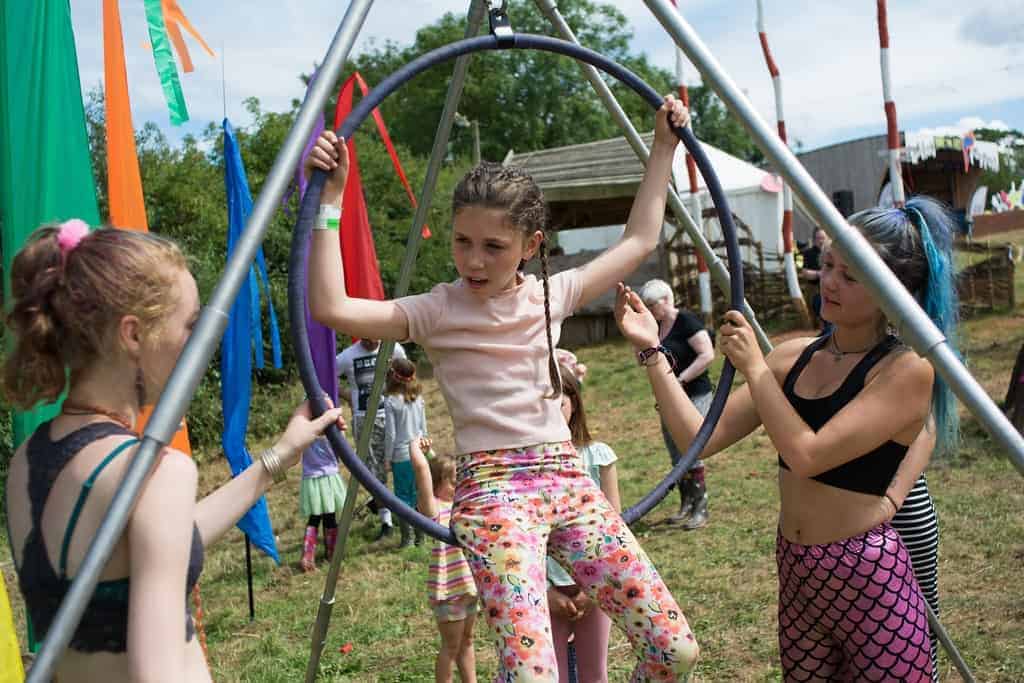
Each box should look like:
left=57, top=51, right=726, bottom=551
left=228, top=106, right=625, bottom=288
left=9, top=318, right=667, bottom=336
left=334, top=73, right=430, bottom=239
left=333, top=76, right=386, bottom=301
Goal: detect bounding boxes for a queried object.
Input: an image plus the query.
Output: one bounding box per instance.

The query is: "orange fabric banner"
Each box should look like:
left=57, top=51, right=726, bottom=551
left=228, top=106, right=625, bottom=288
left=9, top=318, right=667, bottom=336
left=103, top=0, right=148, bottom=231
left=136, top=406, right=193, bottom=454
left=104, top=0, right=194, bottom=454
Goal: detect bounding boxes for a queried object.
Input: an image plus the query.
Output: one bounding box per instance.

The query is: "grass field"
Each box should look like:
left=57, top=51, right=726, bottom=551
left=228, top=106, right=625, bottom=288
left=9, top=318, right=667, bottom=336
left=3, top=235, right=1022, bottom=682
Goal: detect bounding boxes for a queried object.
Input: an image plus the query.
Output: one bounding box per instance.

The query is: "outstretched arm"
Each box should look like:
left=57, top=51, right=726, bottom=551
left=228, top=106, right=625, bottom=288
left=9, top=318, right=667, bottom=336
left=615, top=284, right=766, bottom=459
left=577, top=97, right=689, bottom=308
left=195, top=401, right=346, bottom=547
left=305, top=132, right=410, bottom=341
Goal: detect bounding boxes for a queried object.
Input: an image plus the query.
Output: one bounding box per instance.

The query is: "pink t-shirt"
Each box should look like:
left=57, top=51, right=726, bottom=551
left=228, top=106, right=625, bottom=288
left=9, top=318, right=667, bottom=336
left=396, top=270, right=583, bottom=455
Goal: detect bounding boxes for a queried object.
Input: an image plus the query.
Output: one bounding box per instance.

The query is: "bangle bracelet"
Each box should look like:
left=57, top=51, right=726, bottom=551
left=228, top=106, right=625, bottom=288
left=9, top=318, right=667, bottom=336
left=260, top=446, right=287, bottom=484
left=884, top=492, right=900, bottom=511
left=315, top=204, right=342, bottom=231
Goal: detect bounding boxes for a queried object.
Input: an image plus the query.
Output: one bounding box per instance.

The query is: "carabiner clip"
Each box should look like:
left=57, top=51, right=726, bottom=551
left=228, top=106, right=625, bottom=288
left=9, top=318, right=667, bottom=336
left=488, top=0, right=514, bottom=47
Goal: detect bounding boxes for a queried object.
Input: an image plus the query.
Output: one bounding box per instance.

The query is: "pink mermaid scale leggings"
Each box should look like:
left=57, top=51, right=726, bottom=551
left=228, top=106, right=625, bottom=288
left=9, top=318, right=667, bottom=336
left=776, top=524, right=932, bottom=682
left=451, top=442, right=697, bottom=682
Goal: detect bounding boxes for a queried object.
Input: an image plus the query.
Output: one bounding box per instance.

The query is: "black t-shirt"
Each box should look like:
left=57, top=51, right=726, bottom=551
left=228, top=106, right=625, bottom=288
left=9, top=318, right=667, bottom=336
left=802, top=245, right=821, bottom=271
left=661, top=311, right=713, bottom=397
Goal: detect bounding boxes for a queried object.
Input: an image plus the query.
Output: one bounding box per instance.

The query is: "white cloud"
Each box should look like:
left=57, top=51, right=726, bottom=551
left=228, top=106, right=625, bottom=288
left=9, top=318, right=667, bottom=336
left=70, top=1, right=1023, bottom=149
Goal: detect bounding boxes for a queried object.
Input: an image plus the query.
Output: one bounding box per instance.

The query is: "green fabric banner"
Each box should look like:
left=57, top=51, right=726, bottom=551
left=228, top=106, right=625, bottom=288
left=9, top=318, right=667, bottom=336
left=1, top=0, right=100, bottom=452
left=144, top=0, right=189, bottom=125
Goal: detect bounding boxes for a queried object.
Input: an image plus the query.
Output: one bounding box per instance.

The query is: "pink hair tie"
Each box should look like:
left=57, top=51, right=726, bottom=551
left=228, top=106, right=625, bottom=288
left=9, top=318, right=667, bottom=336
left=57, top=219, right=90, bottom=256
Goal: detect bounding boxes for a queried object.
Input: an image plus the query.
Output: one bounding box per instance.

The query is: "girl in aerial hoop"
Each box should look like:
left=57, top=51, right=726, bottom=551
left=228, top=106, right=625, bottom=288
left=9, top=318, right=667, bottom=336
left=306, top=96, right=699, bottom=680
left=615, top=196, right=958, bottom=681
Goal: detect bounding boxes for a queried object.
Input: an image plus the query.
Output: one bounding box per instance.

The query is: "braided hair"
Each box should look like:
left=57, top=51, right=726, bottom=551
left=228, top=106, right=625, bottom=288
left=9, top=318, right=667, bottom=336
left=452, top=162, right=562, bottom=397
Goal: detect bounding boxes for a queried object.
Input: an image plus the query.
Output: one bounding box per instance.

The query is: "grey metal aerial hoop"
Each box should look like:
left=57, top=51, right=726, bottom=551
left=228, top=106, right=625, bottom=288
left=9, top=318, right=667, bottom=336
left=289, top=32, right=746, bottom=545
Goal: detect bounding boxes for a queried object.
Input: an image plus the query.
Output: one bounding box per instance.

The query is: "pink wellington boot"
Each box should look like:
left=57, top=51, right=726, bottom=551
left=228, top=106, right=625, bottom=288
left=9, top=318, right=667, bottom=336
left=324, top=528, right=338, bottom=561
left=301, top=526, right=318, bottom=572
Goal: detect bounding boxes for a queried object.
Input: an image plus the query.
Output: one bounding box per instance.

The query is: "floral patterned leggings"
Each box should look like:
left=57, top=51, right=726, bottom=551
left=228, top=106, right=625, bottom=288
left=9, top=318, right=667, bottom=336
left=451, top=442, right=698, bottom=682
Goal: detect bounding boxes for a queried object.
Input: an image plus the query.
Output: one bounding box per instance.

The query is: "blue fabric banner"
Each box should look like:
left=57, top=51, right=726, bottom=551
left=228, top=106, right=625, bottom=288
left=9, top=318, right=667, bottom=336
left=221, top=118, right=282, bottom=563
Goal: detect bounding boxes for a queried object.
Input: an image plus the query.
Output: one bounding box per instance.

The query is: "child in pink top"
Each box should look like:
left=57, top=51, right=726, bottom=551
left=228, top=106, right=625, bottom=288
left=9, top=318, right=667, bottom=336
left=306, top=96, right=698, bottom=681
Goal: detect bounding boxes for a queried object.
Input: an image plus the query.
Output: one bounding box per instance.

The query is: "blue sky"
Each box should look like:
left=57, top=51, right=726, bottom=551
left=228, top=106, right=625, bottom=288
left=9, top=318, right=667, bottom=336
left=70, top=1, right=1024, bottom=152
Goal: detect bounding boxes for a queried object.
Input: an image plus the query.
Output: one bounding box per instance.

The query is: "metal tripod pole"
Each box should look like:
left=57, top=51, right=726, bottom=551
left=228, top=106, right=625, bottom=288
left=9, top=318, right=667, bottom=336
left=534, top=0, right=771, bottom=352
left=303, top=2, right=487, bottom=680
left=640, top=0, right=1024, bottom=471
left=24, top=2, right=375, bottom=681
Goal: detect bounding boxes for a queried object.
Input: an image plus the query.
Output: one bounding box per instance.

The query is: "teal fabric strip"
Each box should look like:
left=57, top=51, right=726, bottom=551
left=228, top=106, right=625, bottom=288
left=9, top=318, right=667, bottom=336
left=143, top=0, right=188, bottom=125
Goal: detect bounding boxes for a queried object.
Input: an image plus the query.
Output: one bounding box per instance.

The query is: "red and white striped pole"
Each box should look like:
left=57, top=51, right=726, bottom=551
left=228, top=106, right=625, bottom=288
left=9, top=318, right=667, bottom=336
left=877, top=0, right=905, bottom=206
left=756, top=0, right=809, bottom=325
left=670, top=0, right=712, bottom=318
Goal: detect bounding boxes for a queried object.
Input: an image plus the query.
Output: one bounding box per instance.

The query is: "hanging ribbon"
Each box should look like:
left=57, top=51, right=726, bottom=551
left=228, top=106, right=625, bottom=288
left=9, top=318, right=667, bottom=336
left=103, top=0, right=148, bottom=231
left=143, top=0, right=187, bottom=125
left=220, top=118, right=284, bottom=562
left=161, top=0, right=214, bottom=74
left=335, top=72, right=431, bottom=239
left=334, top=76, right=387, bottom=300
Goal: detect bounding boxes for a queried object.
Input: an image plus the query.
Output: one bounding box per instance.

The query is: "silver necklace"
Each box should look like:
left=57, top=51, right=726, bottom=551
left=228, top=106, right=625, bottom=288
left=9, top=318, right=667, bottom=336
left=825, top=333, right=876, bottom=363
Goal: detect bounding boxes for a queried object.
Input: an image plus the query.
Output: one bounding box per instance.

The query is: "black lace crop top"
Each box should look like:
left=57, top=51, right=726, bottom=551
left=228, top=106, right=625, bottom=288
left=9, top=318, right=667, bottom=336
left=12, top=420, right=204, bottom=653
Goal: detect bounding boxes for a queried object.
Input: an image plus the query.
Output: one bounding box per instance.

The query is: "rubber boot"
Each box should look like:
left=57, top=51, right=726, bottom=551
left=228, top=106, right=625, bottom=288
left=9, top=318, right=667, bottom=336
left=375, top=522, right=394, bottom=542
left=324, top=528, right=338, bottom=561
left=301, top=526, right=318, bottom=572
left=668, top=479, right=694, bottom=525
left=413, top=526, right=424, bottom=547
left=398, top=520, right=414, bottom=548
left=683, top=480, right=708, bottom=531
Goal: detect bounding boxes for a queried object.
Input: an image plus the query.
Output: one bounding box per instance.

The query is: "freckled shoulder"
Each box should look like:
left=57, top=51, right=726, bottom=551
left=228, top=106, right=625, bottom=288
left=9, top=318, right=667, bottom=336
left=766, top=336, right=817, bottom=383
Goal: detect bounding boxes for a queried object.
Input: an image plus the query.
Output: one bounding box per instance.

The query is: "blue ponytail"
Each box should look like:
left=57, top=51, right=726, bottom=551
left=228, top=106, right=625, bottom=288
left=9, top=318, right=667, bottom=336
left=904, top=197, right=960, bottom=456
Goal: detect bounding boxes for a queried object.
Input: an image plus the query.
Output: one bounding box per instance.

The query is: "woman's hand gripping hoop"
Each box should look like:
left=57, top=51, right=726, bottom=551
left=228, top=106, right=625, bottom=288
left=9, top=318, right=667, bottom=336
left=289, top=32, right=746, bottom=544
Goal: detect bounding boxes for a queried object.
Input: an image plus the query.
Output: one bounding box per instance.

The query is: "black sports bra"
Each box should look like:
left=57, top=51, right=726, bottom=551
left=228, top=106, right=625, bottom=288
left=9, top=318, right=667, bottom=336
left=11, top=420, right=204, bottom=653
left=777, top=333, right=910, bottom=496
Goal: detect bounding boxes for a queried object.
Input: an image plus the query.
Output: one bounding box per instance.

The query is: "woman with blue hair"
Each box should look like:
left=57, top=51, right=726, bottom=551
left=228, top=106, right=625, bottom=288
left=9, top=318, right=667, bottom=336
left=616, top=195, right=959, bottom=681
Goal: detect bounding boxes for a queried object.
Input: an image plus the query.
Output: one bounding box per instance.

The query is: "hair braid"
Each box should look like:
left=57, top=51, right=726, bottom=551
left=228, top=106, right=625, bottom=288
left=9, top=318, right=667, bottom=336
left=539, top=239, right=562, bottom=399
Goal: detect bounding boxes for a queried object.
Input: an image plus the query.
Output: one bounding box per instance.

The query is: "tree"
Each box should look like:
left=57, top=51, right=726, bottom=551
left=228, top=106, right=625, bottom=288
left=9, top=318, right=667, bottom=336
left=316, top=0, right=760, bottom=164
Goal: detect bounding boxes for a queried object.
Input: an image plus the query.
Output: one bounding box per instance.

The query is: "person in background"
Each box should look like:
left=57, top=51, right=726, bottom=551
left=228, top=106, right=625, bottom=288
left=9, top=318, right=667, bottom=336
left=410, top=445, right=478, bottom=683
left=336, top=336, right=406, bottom=541
left=383, top=357, right=429, bottom=548
left=546, top=365, right=619, bottom=683
left=639, top=278, right=715, bottom=530
left=298, top=437, right=347, bottom=572
left=801, top=227, right=830, bottom=332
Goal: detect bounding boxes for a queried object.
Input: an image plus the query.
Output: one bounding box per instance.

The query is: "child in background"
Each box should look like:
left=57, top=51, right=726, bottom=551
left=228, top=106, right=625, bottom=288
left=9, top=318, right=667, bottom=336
left=383, top=357, right=428, bottom=548
left=547, top=365, right=619, bottom=683
left=299, top=437, right=347, bottom=571
left=410, top=446, right=478, bottom=683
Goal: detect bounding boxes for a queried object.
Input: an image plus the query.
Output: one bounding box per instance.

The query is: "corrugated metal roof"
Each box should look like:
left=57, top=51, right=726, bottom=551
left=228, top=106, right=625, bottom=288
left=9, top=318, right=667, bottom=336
left=506, top=132, right=655, bottom=202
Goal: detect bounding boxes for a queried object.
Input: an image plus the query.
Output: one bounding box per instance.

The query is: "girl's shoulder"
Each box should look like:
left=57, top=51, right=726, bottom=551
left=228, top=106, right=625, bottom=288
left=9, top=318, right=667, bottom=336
left=581, top=441, right=617, bottom=466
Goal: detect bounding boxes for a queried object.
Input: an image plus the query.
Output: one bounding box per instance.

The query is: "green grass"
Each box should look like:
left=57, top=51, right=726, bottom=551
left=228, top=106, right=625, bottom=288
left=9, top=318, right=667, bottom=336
left=3, top=310, right=1023, bottom=681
